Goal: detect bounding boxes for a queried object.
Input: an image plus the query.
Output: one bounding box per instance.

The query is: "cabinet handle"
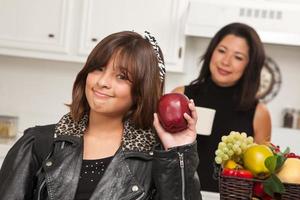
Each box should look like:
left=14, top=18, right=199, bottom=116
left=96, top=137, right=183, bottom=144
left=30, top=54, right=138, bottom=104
left=178, top=47, right=182, bottom=59
left=91, top=38, right=98, bottom=42
left=48, top=34, right=55, bottom=38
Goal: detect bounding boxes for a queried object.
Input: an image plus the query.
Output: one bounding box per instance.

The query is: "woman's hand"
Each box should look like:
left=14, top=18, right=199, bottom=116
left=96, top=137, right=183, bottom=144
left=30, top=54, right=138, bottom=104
left=153, top=99, right=197, bottom=150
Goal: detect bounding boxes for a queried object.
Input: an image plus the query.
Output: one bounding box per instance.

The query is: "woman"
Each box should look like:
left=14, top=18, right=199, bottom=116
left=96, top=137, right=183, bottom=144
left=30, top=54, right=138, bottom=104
left=172, top=23, right=271, bottom=192
left=0, top=31, right=201, bottom=199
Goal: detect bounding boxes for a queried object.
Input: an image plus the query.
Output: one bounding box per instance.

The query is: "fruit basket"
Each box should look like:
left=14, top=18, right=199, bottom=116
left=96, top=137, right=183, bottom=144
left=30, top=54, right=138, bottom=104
left=219, top=174, right=253, bottom=199
left=280, top=182, right=300, bottom=200
left=214, top=131, right=300, bottom=200
left=219, top=174, right=300, bottom=200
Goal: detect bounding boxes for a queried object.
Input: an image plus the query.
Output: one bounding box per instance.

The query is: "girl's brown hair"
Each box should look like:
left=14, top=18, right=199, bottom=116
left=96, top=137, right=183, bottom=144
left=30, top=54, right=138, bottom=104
left=69, top=31, right=164, bottom=129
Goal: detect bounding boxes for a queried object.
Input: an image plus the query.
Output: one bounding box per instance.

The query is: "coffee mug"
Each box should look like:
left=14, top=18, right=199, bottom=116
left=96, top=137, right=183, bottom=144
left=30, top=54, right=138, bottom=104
left=195, top=107, right=216, bottom=136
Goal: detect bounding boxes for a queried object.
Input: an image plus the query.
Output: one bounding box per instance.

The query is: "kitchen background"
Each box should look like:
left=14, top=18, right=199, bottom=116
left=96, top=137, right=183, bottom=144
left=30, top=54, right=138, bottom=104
left=0, top=0, right=300, bottom=196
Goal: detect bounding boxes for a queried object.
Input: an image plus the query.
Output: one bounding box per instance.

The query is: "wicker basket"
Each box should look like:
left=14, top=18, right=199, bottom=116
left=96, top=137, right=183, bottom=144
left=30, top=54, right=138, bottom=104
left=219, top=173, right=300, bottom=200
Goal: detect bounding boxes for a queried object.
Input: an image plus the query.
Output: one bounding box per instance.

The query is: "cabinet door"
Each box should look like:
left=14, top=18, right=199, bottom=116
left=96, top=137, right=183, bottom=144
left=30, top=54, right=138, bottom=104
left=0, top=0, right=70, bottom=53
left=78, top=0, right=188, bottom=72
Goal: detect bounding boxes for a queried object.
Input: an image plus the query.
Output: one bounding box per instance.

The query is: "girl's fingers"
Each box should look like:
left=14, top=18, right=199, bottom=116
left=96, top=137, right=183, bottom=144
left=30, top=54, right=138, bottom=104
left=188, top=99, right=198, bottom=122
left=153, top=113, right=165, bottom=134
left=184, top=112, right=196, bottom=127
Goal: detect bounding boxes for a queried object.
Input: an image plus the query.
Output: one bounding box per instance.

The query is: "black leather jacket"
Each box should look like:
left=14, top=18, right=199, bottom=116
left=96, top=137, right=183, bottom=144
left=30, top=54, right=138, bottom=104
left=0, top=115, right=201, bottom=200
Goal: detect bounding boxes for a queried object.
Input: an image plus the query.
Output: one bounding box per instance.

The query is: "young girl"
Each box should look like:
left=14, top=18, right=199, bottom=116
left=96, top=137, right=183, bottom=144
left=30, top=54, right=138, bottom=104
left=173, top=23, right=271, bottom=192
left=0, top=31, right=201, bottom=200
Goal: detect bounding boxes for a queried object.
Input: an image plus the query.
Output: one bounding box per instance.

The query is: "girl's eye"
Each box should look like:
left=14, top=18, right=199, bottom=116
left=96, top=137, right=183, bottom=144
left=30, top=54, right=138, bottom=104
left=97, top=66, right=104, bottom=71
left=117, top=73, right=128, bottom=80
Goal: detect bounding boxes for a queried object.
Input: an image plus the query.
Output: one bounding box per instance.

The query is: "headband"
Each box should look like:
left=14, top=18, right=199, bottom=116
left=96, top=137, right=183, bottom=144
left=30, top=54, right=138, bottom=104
left=143, top=31, right=166, bottom=82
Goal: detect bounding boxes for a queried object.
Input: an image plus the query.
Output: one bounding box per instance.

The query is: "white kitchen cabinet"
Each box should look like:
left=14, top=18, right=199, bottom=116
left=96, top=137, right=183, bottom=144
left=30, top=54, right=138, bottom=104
left=0, top=0, right=71, bottom=53
left=185, top=0, right=300, bottom=46
left=78, top=0, right=188, bottom=72
left=0, top=0, right=188, bottom=72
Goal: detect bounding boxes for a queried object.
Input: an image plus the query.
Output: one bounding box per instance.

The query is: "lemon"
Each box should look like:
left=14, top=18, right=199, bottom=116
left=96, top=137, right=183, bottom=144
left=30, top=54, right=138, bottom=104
left=243, top=144, right=273, bottom=178
left=224, top=159, right=239, bottom=169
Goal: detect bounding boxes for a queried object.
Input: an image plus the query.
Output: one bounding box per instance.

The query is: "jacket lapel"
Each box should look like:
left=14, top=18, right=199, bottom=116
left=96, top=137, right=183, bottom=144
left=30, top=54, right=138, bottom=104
left=90, top=149, right=145, bottom=200
left=43, top=137, right=83, bottom=200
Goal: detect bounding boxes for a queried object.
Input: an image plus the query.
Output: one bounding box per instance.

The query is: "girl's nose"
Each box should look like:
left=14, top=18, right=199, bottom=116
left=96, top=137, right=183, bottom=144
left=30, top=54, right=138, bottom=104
left=97, top=71, right=112, bottom=89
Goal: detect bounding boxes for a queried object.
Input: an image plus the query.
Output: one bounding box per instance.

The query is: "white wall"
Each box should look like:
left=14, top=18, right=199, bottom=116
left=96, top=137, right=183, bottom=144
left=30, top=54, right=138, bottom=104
left=0, top=55, right=82, bottom=133
left=0, top=36, right=300, bottom=142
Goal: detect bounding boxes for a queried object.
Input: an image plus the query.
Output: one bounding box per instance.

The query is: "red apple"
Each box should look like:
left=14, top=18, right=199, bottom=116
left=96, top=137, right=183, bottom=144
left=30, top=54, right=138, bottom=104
left=157, top=93, right=191, bottom=133
left=253, top=182, right=273, bottom=200
left=253, top=182, right=264, bottom=198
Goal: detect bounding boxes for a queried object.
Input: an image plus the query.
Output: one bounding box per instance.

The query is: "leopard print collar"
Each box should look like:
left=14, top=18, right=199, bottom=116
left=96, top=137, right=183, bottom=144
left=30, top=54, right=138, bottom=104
left=55, top=113, right=157, bottom=152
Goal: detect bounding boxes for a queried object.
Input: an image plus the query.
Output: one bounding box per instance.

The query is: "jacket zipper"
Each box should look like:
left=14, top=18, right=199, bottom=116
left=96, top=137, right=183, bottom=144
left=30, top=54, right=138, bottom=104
left=135, top=192, right=145, bottom=200
left=178, top=152, right=186, bottom=200
left=37, top=179, right=46, bottom=200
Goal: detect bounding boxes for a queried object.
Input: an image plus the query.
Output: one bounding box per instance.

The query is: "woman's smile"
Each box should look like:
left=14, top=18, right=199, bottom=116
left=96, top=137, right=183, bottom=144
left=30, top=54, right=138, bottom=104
left=216, top=67, right=231, bottom=76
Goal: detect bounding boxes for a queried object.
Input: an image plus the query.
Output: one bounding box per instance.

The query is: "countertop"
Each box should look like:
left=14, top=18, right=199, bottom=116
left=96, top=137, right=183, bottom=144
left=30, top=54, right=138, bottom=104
left=201, top=191, right=219, bottom=200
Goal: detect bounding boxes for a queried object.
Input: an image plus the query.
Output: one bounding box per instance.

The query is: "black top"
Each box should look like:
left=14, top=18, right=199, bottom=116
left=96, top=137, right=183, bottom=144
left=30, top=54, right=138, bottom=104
left=74, top=156, right=113, bottom=200
left=184, top=78, right=256, bottom=192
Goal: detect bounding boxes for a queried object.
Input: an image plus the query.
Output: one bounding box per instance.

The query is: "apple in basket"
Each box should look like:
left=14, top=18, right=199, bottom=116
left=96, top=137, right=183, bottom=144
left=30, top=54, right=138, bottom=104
left=157, top=93, right=191, bottom=133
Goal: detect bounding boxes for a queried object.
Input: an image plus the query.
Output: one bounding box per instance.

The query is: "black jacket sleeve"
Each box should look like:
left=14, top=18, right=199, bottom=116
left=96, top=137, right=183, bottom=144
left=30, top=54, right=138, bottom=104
left=0, top=128, right=39, bottom=200
left=152, top=141, right=202, bottom=200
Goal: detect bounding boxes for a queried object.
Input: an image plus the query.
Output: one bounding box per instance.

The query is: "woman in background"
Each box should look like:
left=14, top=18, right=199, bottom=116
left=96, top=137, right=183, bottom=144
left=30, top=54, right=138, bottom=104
left=172, top=22, right=271, bottom=192
left=0, top=31, right=201, bottom=200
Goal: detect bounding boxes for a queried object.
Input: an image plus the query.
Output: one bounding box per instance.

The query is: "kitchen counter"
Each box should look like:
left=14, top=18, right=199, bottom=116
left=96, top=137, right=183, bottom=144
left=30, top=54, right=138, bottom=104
left=201, top=191, right=219, bottom=200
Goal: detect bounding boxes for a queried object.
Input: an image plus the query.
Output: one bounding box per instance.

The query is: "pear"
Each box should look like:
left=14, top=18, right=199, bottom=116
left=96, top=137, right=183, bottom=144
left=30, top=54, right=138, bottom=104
left=243, top=144, right=273, bottom=178
left=276, top=158, right=300, bottom=184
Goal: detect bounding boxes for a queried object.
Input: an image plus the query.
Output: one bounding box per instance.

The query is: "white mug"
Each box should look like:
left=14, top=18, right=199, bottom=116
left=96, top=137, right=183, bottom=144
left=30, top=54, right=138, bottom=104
left=195, top=106, right=216, bottom=136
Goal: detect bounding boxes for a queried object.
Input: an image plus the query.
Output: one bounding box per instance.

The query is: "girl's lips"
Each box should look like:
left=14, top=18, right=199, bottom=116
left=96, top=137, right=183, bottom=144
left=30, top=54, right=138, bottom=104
left=93, top=89, right=112, bottom=98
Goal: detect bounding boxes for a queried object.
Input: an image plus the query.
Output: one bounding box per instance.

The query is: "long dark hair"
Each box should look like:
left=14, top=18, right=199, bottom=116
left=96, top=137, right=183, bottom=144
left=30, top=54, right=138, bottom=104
left=69, top=31, right=164, bottom=129
left=190, top=22, right=265, bottom=110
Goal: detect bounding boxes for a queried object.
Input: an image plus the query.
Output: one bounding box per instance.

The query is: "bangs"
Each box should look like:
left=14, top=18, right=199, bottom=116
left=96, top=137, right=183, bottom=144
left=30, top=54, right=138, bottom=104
left=87, top=47, right=137, bottom=83
left=109, top=49, right=137, bottom=82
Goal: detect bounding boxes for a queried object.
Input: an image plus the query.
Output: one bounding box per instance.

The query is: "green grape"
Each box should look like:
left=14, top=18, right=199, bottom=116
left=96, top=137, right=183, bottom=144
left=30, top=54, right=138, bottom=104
left=223, top=147, right=229, bottom=153
left=222, top=154, right=229, bottom=161
left=215, top=156, right=222, bottom=164
left=214, top=131, right=254, bottom=165
left=218, top=142, right=226, bottom=149
left=236, top=148, right=242, bottom=155
left=240, top=143, right=247, bottom=151
left=246, top=136, right=254, bottom=144
left=226, top=136, right=233, bottom=143
left=221, top=136, right=227, bottom=142
left=241, top=132, right=247, bottom=138
left=227, top=143, right=233, bottom=149
left=215, top=149, right=222, bottom=156
left=228, top=150, right=234, bottom=156
left=232, top=144, right=239, bottom=151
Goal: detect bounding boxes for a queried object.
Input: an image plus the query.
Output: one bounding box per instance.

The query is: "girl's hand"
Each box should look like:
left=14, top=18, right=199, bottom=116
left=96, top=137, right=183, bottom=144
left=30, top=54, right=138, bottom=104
left=153, top=99, right=197, bottom=150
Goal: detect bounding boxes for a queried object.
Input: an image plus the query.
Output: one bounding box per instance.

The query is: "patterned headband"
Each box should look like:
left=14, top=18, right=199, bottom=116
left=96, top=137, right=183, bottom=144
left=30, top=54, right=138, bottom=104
left=143, top=31, right=166, bottom=82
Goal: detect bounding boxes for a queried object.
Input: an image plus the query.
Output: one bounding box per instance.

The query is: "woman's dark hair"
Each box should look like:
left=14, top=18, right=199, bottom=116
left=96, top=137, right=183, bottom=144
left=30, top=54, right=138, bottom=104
left=190, top=22, right=265, bottom=110
left=69, top=31, right=164, bottom=129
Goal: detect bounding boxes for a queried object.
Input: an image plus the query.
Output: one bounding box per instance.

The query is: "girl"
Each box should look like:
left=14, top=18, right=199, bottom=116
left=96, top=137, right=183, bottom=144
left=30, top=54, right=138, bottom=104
left=0, top=31, right=201, bottom=200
